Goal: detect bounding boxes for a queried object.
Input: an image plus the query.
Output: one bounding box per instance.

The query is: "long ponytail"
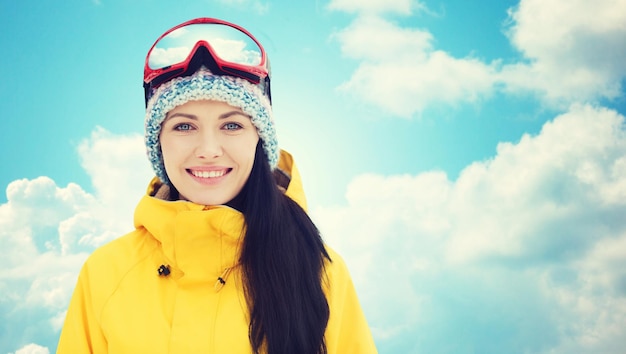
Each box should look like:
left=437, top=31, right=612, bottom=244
left=238, top=143, right=330, bottom=354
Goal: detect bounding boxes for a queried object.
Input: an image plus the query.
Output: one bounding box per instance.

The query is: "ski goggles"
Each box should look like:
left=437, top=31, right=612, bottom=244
left=143, top=18, right=270, bottom=105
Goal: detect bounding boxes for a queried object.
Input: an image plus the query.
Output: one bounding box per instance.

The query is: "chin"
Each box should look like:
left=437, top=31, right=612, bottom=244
left=185, top=192, right=234, bottom=206
left=188, top=197, right=227, bottom=206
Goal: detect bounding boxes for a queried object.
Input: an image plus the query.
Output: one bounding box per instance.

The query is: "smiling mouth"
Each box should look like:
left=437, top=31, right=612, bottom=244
left=188, top=169, right=231, bottom=178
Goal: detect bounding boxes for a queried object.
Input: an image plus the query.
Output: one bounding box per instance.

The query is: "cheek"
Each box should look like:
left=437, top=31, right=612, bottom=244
left=242, top=137, right=260, bottom=164
left=159, top=136, right=181, bottom=167
left=226, top=133, right=258, bottom=160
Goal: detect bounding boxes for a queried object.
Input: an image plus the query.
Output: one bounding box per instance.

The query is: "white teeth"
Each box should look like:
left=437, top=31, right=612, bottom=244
left=191, top=170, right=226, bottom=178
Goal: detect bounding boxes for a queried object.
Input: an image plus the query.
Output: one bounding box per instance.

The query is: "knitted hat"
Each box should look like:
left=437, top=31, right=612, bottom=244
left=145, top=68, right=278, bottom=185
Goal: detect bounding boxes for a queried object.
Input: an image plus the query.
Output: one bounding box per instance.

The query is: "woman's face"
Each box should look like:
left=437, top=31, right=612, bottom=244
left=160, top=100, right=259, bottom=205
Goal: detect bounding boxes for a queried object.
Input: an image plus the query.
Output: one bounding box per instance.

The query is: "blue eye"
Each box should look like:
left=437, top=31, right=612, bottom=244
left=174, top=123, right=192, bottom=131
left=223, top=122, right=242, bottom=130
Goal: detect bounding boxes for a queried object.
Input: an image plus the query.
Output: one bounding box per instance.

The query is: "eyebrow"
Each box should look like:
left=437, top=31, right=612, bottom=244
left=165, top=110, right=251, bottom=121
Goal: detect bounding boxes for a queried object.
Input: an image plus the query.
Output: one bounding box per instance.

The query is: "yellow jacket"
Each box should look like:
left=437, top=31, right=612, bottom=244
left=57, top=151, right=377, bottom=353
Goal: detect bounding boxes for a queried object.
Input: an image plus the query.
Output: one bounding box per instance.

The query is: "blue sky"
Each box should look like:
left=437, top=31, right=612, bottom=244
left=1, top=0, right=626, bottom=353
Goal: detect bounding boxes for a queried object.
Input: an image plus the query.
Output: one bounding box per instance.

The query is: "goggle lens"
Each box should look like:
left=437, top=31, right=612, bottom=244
left=147, top=23, right=263, bottom=70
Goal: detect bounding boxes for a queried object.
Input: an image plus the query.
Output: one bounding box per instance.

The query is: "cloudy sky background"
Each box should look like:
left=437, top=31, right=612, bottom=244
left=1, top=0, right=626, bottom=353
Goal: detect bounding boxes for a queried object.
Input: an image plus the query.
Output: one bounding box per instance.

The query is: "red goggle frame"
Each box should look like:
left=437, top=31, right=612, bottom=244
left=143, top=18, right=270, bottom=105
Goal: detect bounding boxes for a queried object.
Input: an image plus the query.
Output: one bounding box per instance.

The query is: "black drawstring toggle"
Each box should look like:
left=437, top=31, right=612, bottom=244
left=158, top=264, right=171, bottom=276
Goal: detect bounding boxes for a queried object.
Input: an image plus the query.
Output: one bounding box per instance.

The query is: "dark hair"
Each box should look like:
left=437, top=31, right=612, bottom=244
left=237, top=142, right=331, bottom=354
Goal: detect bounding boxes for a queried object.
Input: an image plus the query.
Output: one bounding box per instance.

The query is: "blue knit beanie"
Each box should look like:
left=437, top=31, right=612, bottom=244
left=145, top=68, right=278, bottom=185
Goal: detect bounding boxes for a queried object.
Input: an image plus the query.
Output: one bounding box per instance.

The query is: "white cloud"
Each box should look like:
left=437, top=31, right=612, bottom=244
left=11, top=344, right=50, bottom=354
left=0, top=128, right=151, bottom=352
left=313, top=104, right=626, bottom=352
left=501, top=0, right=626, bottom=105
left=78, top=126, right=151, bottom=213
left=332, top=16, right=498, bottom=117
left=0, top=177, right=93, bottom=274
left=329, top=0, right=626, bottom=116
left=446, top=104, right=626, bottom=263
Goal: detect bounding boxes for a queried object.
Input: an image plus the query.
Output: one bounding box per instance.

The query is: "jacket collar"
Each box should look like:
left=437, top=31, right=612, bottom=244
left=134, top=190, right=244, bottom=285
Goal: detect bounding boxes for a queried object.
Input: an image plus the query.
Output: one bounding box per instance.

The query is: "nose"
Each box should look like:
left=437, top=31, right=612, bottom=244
left=194, top=131, right=223, bottom=159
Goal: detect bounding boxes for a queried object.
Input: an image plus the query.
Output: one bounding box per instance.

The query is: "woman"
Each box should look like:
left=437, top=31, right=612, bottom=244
left=57, top=17, right=376, bottom=354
